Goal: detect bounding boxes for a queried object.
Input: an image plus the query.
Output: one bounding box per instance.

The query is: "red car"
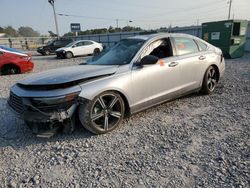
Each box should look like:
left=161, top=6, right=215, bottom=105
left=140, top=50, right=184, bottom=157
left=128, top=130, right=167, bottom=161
left=0, top=46, right=34, bottom=75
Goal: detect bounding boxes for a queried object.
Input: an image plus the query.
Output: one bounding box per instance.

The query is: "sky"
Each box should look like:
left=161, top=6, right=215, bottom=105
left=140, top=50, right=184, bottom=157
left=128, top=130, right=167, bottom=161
left=0, top=0, right=249, bottom=35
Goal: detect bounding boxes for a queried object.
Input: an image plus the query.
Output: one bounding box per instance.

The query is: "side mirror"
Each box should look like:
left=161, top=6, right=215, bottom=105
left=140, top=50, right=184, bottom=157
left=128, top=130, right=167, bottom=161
left=72, top=45, right=76, bottom=48
left=137, top=55, right=159, bottom=66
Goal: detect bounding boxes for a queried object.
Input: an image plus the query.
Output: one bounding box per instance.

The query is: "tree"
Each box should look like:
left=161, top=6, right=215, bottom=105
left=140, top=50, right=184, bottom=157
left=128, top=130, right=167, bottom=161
left=0, top=26, right=4, bottom=33
left=3, top=26, right=18, bottom=37
left=18, top=27, right=40, bottom=37
left=63, top=26, right=143, bottom=36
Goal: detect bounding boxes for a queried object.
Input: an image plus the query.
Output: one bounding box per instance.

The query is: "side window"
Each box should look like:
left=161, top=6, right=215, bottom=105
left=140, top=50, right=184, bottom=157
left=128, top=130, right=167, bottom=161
left=140, top=38, right=173, bottom=60
left=173, top=37, right=199, bottom=55
left=84, top=41, right=93, bottom=45
left=54, top=41, right=62, bottom=46
left=196, top=40, right=208, bottom=51
left=75, top=42, right=84, bottom=47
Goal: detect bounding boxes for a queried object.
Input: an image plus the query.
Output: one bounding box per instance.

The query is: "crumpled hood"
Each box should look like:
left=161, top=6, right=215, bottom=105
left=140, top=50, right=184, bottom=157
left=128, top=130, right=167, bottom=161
left=18, top=65, right=118, bottom=86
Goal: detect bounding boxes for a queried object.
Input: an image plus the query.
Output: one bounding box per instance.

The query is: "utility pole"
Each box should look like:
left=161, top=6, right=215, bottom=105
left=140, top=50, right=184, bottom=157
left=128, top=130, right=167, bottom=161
left=48, top=0, right=59, bottom=39
left=228, top=0, right=232, bottom=20
left=116, top=19, right=119, bottom=28
left=196, top=19, right=200, bottom=37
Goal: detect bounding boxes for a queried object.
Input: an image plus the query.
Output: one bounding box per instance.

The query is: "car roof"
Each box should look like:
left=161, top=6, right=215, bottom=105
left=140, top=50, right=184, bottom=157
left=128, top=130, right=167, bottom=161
left=129, top=33, right=199, bottom=41
left=74, top=40, right=94, bottom=43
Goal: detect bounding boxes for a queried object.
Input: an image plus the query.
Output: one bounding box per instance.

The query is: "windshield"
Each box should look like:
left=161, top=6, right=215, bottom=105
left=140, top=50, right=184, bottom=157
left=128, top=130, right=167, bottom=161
left=47, top=40, right=54, bottom=45
left=86, top=39, right=145, bottom=65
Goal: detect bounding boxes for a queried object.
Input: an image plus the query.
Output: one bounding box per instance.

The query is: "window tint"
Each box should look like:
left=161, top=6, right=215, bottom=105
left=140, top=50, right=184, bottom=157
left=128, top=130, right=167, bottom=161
left=54, top=41, right=62, bottom=46
left=75, top=42, right=84, bottom=47
left=173, top=37, right=199, bottom=55
left=62, top=40, right=71, bottom=45
left=196, top=40, right=207, bottom=51
left=84, top=41, right=93, bottom=45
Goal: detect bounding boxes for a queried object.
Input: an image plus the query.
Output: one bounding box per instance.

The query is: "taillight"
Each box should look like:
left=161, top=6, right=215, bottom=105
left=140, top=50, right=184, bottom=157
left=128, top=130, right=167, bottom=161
left=220, top=54, right=224, bottom=63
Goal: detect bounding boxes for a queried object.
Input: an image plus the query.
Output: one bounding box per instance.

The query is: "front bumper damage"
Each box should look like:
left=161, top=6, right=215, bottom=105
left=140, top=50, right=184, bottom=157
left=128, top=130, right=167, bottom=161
left=8, top=96, right=78, bottom=138
left=56, top=51, right=66, bottom=58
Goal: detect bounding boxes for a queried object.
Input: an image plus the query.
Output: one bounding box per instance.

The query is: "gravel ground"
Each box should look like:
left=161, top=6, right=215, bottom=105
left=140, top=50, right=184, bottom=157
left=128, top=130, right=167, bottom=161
left=0, top=53, right=249, bottom=188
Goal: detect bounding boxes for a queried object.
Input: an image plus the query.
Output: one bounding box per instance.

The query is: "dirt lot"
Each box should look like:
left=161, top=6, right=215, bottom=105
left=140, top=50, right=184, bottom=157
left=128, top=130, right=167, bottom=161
left=0, top=54, right=249, bottom=187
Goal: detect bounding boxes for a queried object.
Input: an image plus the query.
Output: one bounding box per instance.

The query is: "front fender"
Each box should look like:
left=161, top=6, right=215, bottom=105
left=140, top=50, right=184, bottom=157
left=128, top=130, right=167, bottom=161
left=78, top=72, right=132, bottom=106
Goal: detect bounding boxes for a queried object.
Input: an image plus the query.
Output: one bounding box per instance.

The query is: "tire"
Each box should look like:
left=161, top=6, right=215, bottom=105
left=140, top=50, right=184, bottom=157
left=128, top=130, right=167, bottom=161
left=93, top=48, right=100, bottom=56
left=201, top=66, right=218, bottom=95
left=79, top=91, right=125, bottom=134
left=1, top=65, right=20, bottom=75
left=44, top=50, right=50, bottom=56
left=65, top=51, right=73, bottom=59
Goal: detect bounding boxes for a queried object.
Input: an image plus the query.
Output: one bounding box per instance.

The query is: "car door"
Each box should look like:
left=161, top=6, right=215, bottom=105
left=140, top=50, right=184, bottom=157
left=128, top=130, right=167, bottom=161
left=171, top=37, right=205, bottom=94
left=131, top=38, right=181, bottom=112
left=83, top=41, right=94, bottom=54
left=72, top=42, right=85, bottom=56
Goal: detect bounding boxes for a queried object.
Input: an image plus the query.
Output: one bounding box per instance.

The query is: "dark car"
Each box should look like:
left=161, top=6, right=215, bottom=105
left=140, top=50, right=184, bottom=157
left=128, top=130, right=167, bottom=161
left=37, top=38, right=73, bottom=56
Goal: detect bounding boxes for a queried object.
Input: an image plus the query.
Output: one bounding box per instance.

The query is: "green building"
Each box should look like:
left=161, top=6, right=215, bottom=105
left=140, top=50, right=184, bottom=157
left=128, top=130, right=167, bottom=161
left=202, top=20, right=248, bottom=58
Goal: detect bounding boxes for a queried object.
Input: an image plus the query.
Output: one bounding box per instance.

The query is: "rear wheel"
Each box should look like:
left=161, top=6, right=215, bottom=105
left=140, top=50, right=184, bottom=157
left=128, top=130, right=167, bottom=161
left=65, top=51, right=73, bottom=59
left=93, top=48, right=100, bottom=56
left=1, top=65, right=20, bottom=75
left=201, top=66, right=218, bottom=94
left=79, top=91, right=125, bottom=134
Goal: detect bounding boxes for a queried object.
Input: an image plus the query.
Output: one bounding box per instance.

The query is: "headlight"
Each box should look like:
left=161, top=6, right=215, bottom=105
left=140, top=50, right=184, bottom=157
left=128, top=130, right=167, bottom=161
left=32, top=92, right=79, bottom=105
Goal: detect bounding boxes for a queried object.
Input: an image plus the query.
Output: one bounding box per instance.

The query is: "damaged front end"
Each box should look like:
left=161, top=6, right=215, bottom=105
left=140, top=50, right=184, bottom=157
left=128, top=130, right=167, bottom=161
left=8, top=84, right=81, bottom=138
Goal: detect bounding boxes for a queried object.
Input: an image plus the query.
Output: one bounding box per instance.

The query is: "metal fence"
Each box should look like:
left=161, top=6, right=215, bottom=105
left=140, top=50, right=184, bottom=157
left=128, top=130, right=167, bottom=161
left=73, top=31, right=141, bottom=48
left=0, top=22, right=249, bottom=52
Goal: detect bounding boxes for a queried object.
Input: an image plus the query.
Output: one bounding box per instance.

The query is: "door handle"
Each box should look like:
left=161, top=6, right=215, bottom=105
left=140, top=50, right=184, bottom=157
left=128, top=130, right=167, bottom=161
left=199, top=56, right=206, bottom=60
left=168, top=62, right=179, bottom=67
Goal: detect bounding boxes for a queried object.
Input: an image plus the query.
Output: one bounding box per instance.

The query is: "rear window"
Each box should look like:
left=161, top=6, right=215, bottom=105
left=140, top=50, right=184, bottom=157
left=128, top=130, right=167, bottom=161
left=196, top=40, right=208, bottom=51
left=173, top=37, right=199, bottom=55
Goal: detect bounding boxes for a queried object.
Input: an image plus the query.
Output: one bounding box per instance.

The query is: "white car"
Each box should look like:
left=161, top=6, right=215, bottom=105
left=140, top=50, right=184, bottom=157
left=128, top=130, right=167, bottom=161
left=56, top=40, right=103, bottom=58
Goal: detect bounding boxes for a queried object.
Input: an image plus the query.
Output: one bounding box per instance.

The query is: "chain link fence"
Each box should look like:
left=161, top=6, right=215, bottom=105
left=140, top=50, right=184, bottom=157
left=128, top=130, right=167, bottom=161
left=0, top=23, right=249, bottom=51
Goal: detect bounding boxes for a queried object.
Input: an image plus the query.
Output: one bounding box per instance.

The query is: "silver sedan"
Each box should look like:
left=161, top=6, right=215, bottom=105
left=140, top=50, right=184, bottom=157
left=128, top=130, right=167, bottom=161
left=8, top=33, right=225, bottom=137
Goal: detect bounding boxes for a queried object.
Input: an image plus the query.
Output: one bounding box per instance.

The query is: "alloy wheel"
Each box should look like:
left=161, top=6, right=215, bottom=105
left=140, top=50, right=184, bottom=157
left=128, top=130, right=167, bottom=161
left=90, top=94, right=123, bottom=132
left=207, top=67, right=217, bottom=91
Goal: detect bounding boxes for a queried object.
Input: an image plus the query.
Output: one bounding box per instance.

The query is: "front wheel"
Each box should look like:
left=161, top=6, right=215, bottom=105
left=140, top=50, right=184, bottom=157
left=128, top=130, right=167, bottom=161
left=44, top=50, right=50, bottom=56
left=1, top=65, right=20, bottom=75
left=79, top=91, right=125, bottom=134
left=65, top=51, right=73, bottom=59
left=201, top=66, right=218, bottom=94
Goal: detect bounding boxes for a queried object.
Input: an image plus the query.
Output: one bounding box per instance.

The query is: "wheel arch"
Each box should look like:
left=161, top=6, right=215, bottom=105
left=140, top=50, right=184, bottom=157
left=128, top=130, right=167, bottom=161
left=0, top=63, right=21, bottom=73
left=79, top=88, right=131, bottom=118
left=109, top=89, right=131, bottom=118
left=210, top=64, right=220, bottom=82
left=65, top=50, right=74, bottom=54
